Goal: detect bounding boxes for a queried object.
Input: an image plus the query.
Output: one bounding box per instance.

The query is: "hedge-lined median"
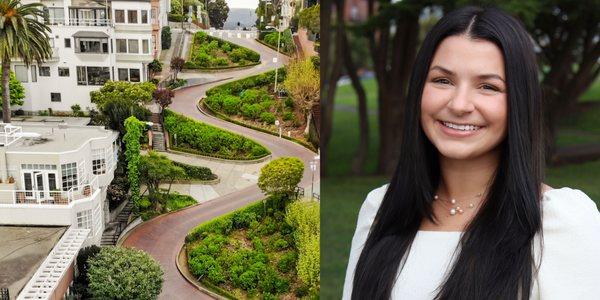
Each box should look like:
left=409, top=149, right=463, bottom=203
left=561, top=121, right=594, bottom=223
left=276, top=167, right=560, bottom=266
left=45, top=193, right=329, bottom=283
left=164, top=109, right=270, bottom=160
left=184, top=31, right=260, bottom=70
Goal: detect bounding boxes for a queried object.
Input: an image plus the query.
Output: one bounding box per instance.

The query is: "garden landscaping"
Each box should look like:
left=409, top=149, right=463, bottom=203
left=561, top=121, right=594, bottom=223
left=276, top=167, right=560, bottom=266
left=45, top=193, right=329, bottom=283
left=164, top=109, right=271, bottom=160
left=184, top=157, right=319, bottom=299
left=256, top=29, right=295, bottom=56
left=202, top=69, right=314, bottom=148
left=185, top=196, right=319, bottom=299
left=184, top=32, right=261, bottom=70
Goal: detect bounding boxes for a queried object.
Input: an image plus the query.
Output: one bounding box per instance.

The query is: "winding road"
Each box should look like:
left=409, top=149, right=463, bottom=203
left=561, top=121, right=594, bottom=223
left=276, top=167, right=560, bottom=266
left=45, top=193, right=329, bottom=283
left=121, top=30, right=319, bottom=299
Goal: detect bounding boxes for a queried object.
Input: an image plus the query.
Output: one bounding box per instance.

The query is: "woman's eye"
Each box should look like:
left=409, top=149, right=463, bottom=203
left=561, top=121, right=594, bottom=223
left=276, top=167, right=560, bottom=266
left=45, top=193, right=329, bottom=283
left=433, top=78, right=451, bottom=85
left=480, top=84, right=499, bottom=91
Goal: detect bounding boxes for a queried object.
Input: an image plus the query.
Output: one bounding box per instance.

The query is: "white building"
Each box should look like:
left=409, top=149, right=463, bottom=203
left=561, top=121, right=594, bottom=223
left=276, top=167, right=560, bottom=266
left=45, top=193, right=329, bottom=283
left=280, top=0, right=295, bottom=30
left=11, top=0, right=169, bottom=113
left=0, top=121, right=118, bottom=246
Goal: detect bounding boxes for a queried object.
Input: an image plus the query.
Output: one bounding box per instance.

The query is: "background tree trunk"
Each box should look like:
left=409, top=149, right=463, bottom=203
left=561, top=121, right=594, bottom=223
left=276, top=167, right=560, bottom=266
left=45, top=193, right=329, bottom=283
left=320, top=0, right=343, bottom=176
left=2, top=59, right=11, bottom=123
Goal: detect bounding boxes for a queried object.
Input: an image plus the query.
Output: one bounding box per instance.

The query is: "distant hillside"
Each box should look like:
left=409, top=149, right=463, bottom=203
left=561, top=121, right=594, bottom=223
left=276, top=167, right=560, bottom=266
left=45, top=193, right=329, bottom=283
left=223, top=8, right=257, bottom=29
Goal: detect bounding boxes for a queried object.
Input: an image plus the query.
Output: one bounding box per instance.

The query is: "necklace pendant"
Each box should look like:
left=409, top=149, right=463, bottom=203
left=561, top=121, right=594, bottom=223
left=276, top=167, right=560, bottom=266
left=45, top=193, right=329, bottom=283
left=450, top=208, right=457, bottom=215
left=469, top=203, right=474, bottom=208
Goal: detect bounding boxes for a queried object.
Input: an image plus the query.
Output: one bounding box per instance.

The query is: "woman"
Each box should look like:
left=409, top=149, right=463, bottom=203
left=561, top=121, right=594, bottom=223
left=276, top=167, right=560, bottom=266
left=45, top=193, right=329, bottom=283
left=342, top=6, right=600, bottom=300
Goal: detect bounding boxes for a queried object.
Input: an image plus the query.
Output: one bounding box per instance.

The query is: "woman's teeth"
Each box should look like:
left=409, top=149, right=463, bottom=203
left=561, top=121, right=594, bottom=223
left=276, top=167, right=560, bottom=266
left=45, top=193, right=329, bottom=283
left=442, top=121, right=481, bottom=131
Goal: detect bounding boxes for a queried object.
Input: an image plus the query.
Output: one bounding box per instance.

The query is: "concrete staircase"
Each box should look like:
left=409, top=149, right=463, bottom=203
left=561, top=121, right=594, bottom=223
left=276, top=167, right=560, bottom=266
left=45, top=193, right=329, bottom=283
left=150, top=113, right=166, bottom=152
left=100, top=200, right=134, bottom=246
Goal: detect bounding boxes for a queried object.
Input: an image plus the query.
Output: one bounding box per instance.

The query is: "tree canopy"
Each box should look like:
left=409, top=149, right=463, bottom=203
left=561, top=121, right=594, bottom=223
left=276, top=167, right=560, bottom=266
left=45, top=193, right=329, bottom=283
left=299, top=4, right=320, bottom=34
left=258, top=157, right=304, bottom=198
left=0, top=70, right=24, bottom=107
left=87, top=246, right=163, bottom=300
left=207, top=0, right=229, bottom=29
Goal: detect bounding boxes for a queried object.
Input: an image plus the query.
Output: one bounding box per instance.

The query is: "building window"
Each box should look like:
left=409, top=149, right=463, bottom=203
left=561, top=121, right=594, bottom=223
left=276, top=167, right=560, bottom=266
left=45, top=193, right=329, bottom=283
left=14, top=65, right=28, bottom=82
left=50, top=92, right=61, bottom=102
left=115, top=10, right=125, bottom=23
left=141, top=10, right=148, bottom=23
left=47, top=7, right=65, bottom=25
left=31, top=66, right=37, bottom=82
left=58, top=67, right=69, bottom=77
left=116, top=39, right=127, bottom=53
left=129, top=69, right=140, bottom=82
left=65, top=38, right=71, bottom=48
left=142, top=39, right=149, bottom=54
left=92, top=149, right=106, bottom=175
left=118, top=68, right=128, bottom=81
left=127, top=10, right=137, bottom=23
left=61, top=162, right=78, bottom=191
left=76, top=209, right=92, bottom=229
left=76, top=66, right=110, bottom=86
left=128, top=39, right=139, bottom=53
left=75, top=38, right=108, bottom=54
left=39, top=66, right=50, bottom=77
left=22, top=164, right=57, bottom=170
left=76, top=66, right=87, bottom=85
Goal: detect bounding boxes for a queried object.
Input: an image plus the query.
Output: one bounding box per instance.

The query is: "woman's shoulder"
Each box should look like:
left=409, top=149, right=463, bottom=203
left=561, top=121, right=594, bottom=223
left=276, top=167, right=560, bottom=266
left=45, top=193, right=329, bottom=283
left=541, top=187, right=600, bottom=232
left=358, top=183, right=390, bottom=218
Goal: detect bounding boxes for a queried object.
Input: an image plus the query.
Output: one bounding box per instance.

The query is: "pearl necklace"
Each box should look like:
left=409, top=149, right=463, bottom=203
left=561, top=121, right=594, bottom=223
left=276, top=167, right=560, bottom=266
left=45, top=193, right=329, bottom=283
left=434, top=193, right=483, bottom=216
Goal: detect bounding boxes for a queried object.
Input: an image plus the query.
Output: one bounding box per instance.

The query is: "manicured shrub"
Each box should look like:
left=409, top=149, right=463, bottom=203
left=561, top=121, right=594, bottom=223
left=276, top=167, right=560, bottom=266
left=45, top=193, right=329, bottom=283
left=277, top=251, right=297, bottom=273
left=221, top=42, right=231, bottom=52
left=260, top=112, right=276, bottom=124
left=213, top=57, right=228, bottom=66
left=273, top=238, right=289, bottom=250
left=229, top=48, right=246, bottom=63
left=173, top=162, right=216, bottom=181
left=221, top=95, right=241, bottom=115
left=164, top=110, right=269, bottom=159
left=283, top=111, right=294, bottom=121
left=241, top=103, right=263, bottom=119
left=240, top=89, right=263, bottom=104
left=87, top=247, right=163, bottom=299
left=258, top=157, right=305, bottom=198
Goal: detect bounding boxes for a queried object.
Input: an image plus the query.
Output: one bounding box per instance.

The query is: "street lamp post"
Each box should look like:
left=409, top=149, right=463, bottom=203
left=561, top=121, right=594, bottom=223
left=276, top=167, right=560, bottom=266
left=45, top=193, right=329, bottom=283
left=275, top=119, right=281, bottom=138
left=273, top=25, right=281, bottom=94
left=309, top=160, right=317, bottom=200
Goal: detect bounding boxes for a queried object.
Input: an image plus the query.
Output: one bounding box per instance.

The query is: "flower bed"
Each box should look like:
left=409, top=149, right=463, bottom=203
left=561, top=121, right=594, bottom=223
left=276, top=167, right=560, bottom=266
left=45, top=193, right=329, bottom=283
left=184, top=31, right=260, bottom=69
left=164, top=110, right=270, bottom=160
left=185, top=196, right=318, bottom=299
left=203, top=70, right=312, bottom=145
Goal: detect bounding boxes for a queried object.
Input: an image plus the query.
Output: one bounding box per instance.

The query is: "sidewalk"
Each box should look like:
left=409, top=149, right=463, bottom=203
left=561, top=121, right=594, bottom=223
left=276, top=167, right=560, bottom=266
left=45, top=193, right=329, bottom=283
left=146, top=150, right=270, bottom=203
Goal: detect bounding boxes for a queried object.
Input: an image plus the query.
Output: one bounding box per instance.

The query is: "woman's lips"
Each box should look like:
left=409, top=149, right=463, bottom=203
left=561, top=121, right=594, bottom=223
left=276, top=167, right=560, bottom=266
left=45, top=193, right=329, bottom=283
left=436, top=120, right=484, bottom=138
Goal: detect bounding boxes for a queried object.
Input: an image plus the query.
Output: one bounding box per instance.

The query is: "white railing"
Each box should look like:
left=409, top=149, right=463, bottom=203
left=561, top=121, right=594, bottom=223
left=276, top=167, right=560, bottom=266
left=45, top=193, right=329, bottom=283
left=0, top=176, right=99, bottom=205
left=0, top=123, right=22, bottom=146
left=47, top=18, right=111, bottom=26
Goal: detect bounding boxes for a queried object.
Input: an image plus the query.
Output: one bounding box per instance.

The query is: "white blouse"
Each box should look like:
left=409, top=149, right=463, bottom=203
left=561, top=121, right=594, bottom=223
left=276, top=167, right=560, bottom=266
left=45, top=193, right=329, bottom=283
left=342, top=185, right=600, bottom=300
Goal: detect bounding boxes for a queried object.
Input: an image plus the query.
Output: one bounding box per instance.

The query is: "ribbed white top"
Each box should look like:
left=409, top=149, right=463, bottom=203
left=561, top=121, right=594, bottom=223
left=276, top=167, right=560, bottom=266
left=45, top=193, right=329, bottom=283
left=343, top=185, right=600, bottom=300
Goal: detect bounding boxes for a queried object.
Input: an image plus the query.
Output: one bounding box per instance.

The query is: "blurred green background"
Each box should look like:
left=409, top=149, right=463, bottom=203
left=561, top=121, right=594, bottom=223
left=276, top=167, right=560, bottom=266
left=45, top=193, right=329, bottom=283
left=321, top=77, right=600, bottom=299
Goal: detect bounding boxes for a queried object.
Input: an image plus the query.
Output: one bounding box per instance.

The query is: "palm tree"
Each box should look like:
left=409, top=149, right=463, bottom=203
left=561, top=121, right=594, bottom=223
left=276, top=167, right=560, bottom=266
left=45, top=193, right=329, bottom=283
left=0, top=0, right=51, bottom=123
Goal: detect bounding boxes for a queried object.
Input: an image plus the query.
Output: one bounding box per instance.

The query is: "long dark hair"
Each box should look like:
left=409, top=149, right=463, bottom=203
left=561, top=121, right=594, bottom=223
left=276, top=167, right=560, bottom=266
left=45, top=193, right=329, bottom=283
left=352, top=6, right=544, bottom=299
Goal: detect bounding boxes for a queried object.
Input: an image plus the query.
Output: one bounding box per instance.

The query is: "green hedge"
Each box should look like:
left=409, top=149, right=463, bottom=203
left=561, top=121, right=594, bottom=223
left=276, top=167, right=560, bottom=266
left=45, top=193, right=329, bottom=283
left=164, top=109, right=270, bottom=160
left=257, top=29, right=295, bottom=55
left=173, top=161, right=217, bottom=181
left=185, top=195, right=299, bottom=297
left=185, top=32, right=260, bottom=69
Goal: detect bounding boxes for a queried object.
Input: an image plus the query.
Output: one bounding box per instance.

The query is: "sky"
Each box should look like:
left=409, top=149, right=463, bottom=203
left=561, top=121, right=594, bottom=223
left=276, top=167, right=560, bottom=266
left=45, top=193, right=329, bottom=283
left=226, top=0, right=259, bottom=9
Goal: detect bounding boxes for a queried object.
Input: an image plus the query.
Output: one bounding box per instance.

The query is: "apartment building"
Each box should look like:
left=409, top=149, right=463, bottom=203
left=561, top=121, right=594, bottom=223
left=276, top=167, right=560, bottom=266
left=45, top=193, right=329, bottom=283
left=0, top=122, right=119, bottom=246
left=11, top=0, right=169, bottom=113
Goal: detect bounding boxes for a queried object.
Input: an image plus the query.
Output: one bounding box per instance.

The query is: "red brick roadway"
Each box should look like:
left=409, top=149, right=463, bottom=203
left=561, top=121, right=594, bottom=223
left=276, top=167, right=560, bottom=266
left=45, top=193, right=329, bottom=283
left=121, top=30, right=318, bottom=299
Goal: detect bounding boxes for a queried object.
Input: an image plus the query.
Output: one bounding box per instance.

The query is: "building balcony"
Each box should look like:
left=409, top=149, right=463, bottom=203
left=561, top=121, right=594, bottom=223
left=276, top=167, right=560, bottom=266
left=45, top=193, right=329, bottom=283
left=46, top=18, right=112, bottom=27
left=0, top=176, right=99, bottom=206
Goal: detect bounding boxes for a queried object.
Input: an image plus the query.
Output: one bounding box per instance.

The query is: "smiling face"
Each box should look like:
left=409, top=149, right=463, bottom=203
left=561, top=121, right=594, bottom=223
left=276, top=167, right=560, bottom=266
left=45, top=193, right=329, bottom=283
left=420, top=34, right=508, bottom=161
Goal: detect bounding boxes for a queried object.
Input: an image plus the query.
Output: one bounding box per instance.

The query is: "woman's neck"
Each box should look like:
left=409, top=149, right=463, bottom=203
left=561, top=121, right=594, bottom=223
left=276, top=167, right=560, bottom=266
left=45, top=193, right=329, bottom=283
left=438, top=149, right=500, bottom=204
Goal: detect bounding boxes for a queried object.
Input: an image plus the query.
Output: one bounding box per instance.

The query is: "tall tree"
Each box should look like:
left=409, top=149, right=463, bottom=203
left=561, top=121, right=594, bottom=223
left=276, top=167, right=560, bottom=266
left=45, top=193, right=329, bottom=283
left=282, top=58, right=320, bottom=134
left=207, top=0, right=229, bottom=29
left=527, top=0, right=600, bottom=163
left=0, top=0, right=52, bottom=123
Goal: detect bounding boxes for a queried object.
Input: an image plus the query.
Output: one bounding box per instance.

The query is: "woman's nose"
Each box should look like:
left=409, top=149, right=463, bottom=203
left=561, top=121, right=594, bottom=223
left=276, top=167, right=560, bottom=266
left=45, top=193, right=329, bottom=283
left=447, top=85, right=475, bottom=115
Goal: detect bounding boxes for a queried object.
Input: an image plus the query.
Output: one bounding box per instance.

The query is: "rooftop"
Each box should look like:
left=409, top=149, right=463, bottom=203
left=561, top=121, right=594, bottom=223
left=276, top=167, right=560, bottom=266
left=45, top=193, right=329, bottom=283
left=0, top=226, right=67, bottom=299
left=3, top=122, right=116, bottom=153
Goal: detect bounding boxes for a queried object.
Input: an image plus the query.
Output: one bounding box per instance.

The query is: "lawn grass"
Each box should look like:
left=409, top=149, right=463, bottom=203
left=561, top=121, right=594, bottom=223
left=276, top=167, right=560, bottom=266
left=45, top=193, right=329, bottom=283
left=322, top=78, right=600, bottom=299
left=579, top=76, right=600, bottom=102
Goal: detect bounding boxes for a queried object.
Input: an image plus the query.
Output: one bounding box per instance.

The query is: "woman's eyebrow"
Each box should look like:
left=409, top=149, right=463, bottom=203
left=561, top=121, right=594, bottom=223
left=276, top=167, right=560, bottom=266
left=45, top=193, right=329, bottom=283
left=429, top=65, right=505, bottom=82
